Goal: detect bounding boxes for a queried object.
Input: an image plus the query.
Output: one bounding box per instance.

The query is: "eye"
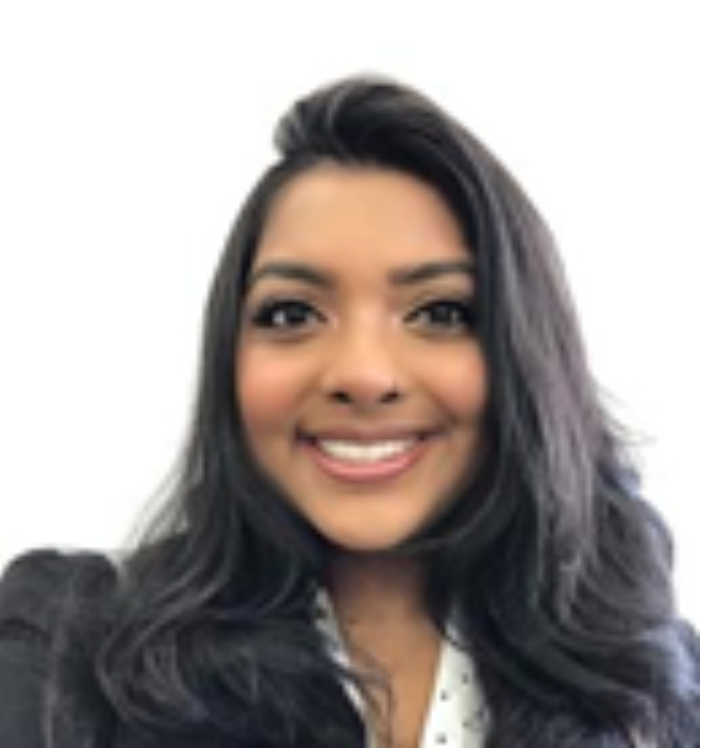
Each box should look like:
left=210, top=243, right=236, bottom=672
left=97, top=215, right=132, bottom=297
left=249, top=298, right=324, bottom=331
left=406, top=298, right=477, bottom=333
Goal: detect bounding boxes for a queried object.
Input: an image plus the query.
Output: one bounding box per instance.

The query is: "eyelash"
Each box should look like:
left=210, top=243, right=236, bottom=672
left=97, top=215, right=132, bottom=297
left=248, top=297, right=478, bottom=334
left=250, top=299, right=324, bottom=331
left=407, top=298, right=478, bottom=332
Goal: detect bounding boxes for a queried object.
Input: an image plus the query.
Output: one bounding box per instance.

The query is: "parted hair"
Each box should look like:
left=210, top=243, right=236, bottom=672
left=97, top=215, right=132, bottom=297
left=48, top=76, right=698, bottom=747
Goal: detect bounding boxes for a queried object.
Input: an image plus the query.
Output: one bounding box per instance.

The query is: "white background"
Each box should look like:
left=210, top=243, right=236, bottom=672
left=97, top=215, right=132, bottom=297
left=0, top=2, right=701, bottom=626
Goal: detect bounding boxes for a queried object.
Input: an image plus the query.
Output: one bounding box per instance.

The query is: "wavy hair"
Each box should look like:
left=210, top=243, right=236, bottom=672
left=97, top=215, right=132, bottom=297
left=50, top=76, right=698, bottom=747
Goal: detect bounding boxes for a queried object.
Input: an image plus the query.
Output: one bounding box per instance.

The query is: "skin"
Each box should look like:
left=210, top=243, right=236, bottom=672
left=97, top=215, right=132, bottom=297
left=236, top=165, right=488, bottom=745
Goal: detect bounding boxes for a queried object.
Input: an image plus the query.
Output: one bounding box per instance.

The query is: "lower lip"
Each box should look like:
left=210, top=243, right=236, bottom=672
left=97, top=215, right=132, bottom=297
left=300, top=437, right=433, bottom=485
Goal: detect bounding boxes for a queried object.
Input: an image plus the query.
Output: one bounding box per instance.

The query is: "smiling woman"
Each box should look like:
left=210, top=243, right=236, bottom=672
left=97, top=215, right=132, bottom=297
left=0, top=76, right=698, bottom=747
left=237, top=167, right=487, bottom=553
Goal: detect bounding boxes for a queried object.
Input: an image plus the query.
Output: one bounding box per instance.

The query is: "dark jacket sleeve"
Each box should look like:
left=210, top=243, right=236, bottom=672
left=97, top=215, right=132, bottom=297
left=0, top=549, right=115, bottom=748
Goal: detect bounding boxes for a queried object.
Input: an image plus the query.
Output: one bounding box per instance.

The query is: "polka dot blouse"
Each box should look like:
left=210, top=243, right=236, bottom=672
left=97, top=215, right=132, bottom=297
left=314, top=593, right=486, bottom=747
left=420, top=629, right=486, bottom=746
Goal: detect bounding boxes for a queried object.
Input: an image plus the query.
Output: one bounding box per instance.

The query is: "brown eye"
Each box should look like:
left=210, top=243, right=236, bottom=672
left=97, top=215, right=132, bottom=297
left=407, top=298, right=477, bottom=333
left=250, top=299, right=324, bottom=330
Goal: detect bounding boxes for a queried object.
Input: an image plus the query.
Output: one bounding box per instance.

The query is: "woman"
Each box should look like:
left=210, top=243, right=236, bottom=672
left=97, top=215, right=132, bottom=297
left=0, top=76, right=698, bottom=747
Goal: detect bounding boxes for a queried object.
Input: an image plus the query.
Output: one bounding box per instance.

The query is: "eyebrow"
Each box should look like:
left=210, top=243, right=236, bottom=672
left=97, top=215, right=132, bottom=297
left=246, top=258, right=475, bottom=291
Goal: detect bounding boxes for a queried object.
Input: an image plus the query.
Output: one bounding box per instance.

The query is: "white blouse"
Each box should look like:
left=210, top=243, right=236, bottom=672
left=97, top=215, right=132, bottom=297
left=314, top=594, right=487, bottom=747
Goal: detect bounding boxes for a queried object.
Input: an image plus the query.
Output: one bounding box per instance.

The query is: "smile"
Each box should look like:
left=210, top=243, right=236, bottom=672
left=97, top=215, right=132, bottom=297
left=300, top=432, right=433, bottom=484
left=315, top=437, right=419, bottom=464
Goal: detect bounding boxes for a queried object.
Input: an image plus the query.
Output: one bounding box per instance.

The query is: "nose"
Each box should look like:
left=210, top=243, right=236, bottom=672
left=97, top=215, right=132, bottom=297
left=319, top=325, right=405, bottom=410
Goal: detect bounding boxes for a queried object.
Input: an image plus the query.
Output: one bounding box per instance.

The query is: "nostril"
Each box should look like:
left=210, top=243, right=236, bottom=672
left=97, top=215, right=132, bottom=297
left=328, top=386, right=401, bottom=406
left=330, top=390, right=353, bottom=404
left=379, top=388, right=401, bottom=404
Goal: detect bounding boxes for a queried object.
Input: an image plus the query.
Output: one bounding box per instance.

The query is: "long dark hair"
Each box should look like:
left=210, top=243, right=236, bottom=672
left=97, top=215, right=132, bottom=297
left=49, top=76, right=698, bottom=747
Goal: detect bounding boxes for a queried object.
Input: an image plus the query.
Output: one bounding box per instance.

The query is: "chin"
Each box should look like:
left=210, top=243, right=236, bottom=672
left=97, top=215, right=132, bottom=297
left=320, top=525, right=422, bottom=554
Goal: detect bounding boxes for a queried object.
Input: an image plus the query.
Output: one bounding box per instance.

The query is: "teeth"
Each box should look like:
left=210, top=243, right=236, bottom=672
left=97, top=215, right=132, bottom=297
left=314, top=438, right=418, bottom=464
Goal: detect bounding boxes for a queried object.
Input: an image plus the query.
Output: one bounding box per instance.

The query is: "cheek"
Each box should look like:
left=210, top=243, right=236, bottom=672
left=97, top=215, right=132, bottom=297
left=424, top=349, right=488, bottom=421
left=236, top=349, right=309, bottom=435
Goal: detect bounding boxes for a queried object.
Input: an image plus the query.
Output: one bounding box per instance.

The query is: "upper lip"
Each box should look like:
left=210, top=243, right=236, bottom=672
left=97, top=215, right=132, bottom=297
left=298, top=426, right=437, bottom=443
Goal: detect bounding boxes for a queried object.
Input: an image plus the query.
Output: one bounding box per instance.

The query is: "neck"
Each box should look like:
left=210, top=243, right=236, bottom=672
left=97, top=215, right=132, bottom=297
left=327, top=551, right=427, bottom=626
left=326, top=552, right=441, bottom=748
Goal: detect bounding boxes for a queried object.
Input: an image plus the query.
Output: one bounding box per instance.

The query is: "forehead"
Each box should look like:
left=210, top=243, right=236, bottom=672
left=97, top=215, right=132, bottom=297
left=253, top=165, right=470, bottom=271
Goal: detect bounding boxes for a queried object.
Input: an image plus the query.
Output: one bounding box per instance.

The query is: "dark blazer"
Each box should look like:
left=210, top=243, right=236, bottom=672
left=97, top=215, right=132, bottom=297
left=0, top=550, right=118, bottom=748
left=0, top=550, right=361, bottom=748
left=2, top=550, right=700, bottom=747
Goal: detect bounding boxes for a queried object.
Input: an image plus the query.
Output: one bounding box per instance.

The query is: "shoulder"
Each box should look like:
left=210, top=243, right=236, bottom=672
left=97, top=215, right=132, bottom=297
left=0, top=549, right=118, bottom=646
left=0, top=549, right=117, bottom=748
left=0, top=548, right=117, bottom=627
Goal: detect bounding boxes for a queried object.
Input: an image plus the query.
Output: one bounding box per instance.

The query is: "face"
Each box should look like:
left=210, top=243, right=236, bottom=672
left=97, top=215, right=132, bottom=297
left=236, top=165, right=488, bottom=553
